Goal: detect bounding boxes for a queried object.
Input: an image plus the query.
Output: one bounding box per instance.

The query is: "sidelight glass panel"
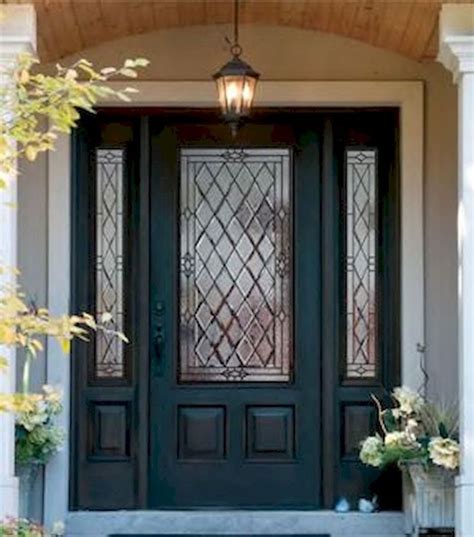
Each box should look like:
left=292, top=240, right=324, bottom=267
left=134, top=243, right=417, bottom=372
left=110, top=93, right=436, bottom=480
left=95, top=149, right=125, bottom=378
left=180, top=148, right=292, bottom=382
left=345, top=149, right=377, bottom=379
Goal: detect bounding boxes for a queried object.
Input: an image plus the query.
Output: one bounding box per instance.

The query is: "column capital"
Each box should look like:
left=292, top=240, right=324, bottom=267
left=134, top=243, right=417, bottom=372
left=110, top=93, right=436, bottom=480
left=438, top=4, right=474, bottom=82
left=0, top=5, right=37, bottom=67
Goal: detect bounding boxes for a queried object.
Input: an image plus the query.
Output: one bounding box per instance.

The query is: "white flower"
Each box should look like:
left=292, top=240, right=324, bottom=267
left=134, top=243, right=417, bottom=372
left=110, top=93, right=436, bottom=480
left=429, top=437, right=460, bottom=470
left=360, top=435, right=384, bottom=467
left=393, top=386, right=423, bottom=416
left=42, top=385, right=63, bottom=413
left=43, top=384, right=62, bottom=400
left=405, top=418, right=420, bottom=435
left=392, top=408, right=402, bottom=420
left=18, top=409, right=48, bottom=431
left=385, top=431, right=420, bottom=450
left=51, top=521, right=65, bottom=536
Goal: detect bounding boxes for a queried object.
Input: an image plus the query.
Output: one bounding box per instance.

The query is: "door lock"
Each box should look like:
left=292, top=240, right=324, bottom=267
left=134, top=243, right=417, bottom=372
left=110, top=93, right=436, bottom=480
left=153, top=301, right=165, bottom=375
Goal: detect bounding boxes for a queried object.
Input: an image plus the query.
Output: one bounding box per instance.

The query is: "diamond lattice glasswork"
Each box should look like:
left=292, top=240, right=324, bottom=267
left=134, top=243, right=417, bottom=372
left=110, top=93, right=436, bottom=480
left=95, top=149, right=125, bottom=378
left=180, top=148, right=292, bottom=382
left=346, top=149, right=377, bottom=378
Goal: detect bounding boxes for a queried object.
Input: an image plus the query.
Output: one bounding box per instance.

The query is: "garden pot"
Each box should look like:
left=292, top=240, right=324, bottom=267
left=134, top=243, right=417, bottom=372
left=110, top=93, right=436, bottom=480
left=404, top=463, right=455, bottom=536
left=16, top=463, right=42, bottom=519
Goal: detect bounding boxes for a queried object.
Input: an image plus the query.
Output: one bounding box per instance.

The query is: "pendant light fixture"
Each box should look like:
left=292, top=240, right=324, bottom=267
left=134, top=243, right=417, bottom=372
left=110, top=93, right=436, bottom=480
left=213, top=0, right=260, bottom=136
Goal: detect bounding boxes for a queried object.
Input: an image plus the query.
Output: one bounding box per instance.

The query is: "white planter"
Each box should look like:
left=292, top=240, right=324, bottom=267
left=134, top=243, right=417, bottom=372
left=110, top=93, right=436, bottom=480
left=405, top=463, right=455, bottom=535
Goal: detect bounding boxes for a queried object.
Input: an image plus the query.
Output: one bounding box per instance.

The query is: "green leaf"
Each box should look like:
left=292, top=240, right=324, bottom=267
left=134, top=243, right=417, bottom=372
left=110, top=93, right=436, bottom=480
left=120, top=68, right=138, bottom=78
left=59, top=339, right=71, bottom=354
left=382, top=409, right=397, bottom=432
left=134, top=58, right=150, bottom=67
left=100, top=67, right=116, bottom=75
left=116, top=92, right=132, bottom=102
left=439, top=421, right=449, bottom=439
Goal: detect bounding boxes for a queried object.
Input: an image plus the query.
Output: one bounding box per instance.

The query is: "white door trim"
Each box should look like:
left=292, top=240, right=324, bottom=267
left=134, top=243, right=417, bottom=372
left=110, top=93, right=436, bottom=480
left=44, top=80, right=424, bottom=526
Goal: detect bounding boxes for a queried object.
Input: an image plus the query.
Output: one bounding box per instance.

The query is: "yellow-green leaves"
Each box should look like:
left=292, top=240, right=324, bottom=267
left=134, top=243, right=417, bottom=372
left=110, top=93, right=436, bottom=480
left=0, top=53, right=149, bottom=183
left=0, top=52, right=145, bottom=412
left=0, top=283, right=129, bottom=396
left=24, top=145, right=38, bottom=161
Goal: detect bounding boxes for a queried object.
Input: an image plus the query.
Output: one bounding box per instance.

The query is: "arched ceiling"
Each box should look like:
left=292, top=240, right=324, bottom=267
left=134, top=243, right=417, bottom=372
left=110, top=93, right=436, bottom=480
left=2, top=0, right=473, bottom=62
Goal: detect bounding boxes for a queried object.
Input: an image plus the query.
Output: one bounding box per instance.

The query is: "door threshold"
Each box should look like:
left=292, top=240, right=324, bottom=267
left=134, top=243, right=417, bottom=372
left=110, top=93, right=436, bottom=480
left=66, top=511, right=406, bottom=537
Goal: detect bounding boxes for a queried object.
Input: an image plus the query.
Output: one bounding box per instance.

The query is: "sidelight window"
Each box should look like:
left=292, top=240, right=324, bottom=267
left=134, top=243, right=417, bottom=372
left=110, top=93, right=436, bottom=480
left=345, top=149, right=378, bottom=379
left=94, top=148, right=125, bottom=378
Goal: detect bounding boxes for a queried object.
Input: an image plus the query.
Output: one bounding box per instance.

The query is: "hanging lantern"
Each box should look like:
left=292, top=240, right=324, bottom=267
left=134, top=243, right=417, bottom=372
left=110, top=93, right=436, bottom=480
left=213, top=0, right=260, bottom=136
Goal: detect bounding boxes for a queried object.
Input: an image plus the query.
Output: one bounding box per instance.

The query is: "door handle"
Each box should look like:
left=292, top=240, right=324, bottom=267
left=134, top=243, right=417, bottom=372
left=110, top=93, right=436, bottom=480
left=153, top=301, right=165, bottom=375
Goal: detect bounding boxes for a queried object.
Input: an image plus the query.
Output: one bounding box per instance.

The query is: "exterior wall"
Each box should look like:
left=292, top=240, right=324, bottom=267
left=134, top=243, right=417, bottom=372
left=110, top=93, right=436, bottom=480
left=16, top=24, right=457, bottom=520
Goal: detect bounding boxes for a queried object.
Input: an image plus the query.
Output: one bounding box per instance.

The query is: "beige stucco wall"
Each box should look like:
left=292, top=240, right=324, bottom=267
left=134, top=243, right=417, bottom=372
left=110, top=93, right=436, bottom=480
left=19, top=25, right=458, bottom=411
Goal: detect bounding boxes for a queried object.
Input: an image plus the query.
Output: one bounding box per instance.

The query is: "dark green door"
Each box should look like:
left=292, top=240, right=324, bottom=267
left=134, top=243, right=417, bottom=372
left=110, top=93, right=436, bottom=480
left=149, top=114, right=322, bottom=508
left=70, top=109, right=400, bottom=510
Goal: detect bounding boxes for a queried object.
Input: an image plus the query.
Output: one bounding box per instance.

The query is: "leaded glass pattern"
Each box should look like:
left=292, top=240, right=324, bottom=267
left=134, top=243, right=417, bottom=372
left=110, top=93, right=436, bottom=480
left=180, top=148, right=292, bottom=382
left=95, top=149, right=124, bottom=378
left=346, top=150, right=377, bottom=379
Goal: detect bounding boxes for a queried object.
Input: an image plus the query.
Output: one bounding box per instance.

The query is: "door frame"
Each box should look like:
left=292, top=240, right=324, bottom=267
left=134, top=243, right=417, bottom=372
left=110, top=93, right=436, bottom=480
left=43, top=81, right=424, bottom=526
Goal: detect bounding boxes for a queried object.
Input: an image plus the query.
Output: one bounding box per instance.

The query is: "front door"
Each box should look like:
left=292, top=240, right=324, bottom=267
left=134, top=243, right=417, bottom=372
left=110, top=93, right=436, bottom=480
left=149, top=116, right=322, bottom=508
left=71, top=109, right=400, bottom=511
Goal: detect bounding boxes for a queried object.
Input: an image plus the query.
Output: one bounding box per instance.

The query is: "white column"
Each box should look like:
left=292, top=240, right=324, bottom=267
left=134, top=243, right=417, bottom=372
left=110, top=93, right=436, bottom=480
left=438, top=5, right=474, bottom=536
left=0, top=5, right=37, bottom=518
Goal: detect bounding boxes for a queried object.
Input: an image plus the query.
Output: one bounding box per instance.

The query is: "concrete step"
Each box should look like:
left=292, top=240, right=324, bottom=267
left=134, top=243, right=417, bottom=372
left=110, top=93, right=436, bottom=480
left=66, top=511, right=406, bottom=537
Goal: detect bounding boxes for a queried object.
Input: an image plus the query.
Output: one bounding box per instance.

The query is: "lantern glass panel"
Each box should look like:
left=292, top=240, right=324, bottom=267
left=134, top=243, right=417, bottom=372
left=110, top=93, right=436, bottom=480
left=216, top=77, right=227, bottom=112
left=223, top=75, right=245, bottom=115
left=242, top=76, right=257, bottom=113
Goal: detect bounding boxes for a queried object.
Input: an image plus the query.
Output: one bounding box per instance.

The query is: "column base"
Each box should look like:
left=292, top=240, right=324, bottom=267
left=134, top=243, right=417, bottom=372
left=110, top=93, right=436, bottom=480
left=456, top=477, right=474, bottom=536
left=0, top=475, right=19, bottom=518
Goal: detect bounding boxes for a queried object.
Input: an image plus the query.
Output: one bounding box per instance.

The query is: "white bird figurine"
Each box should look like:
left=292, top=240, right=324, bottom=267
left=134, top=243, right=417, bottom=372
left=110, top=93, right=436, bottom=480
left=334, top=497, right=350, bottom=513
left=358, top=496, right=378, bottom=513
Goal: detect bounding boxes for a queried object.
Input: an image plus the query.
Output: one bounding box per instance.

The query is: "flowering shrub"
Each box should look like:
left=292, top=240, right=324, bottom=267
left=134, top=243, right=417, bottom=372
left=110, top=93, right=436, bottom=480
left=0, top=517, right=43, bottom=537
left=15, top=386, right=64, bottom=466
left=360, top=386, right=460, bottom=471
left=0, top=518, right=64, bottom=537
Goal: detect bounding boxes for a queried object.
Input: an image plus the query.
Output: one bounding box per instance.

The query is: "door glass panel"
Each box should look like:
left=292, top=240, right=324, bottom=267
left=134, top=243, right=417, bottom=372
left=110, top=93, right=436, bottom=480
left=95, top=148, right=125, bottom=378
left=345, top=149, right=377, bottom=379
left=180, top=148, right=292, bottom=382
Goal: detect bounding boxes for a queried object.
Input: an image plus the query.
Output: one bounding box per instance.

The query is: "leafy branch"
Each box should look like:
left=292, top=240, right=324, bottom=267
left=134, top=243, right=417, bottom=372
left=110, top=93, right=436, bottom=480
left=0, top=53, right=148, bottom=413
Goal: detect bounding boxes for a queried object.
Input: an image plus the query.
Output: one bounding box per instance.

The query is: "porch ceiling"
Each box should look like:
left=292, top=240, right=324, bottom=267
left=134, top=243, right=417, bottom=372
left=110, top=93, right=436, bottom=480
left=2, top=0, right=473, bottom=63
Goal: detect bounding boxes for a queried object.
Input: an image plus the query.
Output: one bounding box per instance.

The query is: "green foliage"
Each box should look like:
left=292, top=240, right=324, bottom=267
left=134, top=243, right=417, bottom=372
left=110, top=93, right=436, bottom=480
left=418, top=401, right=458, bottom=438
left=0, top=518, right=63, bottom=537
left=382, top=408, right=397, bottom=433
left=0, top=53, right=147, bottom=418
left=360, top=387, right=460, bottom=471
left=15, top=386, right=64, bottom=465
left=0, top=518, right=45, bottom=537
left=0, top=54, right=148, bottom=184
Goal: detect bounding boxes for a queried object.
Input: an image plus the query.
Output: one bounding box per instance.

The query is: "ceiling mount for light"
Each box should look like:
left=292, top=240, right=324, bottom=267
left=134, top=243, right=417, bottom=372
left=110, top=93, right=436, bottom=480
left=213, top=0, right=260, bottom=137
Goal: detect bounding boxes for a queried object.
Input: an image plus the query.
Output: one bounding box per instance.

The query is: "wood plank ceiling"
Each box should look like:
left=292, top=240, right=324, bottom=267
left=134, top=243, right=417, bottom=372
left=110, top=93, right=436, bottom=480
left=2, top=0, right=473, bottom=62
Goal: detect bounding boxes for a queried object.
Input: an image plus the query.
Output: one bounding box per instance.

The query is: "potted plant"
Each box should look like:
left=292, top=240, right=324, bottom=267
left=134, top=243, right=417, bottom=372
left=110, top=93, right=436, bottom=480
left=14, top=386, right=65, bottom=518
left=359, top=387, right=459, bottom=535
